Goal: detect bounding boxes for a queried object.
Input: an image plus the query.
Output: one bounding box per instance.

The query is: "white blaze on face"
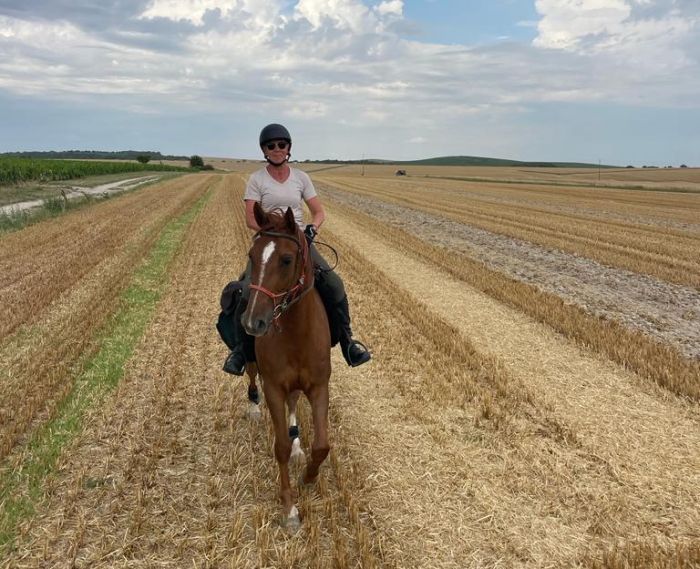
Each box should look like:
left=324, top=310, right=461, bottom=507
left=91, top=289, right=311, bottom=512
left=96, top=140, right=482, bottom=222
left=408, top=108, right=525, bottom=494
left=261, top=240, right=276, bottom=265
left=246, top=241, right=276, bottom=329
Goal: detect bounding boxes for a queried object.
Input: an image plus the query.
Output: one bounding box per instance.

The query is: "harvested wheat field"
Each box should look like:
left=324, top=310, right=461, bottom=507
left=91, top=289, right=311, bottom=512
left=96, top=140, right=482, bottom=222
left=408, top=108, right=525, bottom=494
left=1, top=169, right=699, bottom=568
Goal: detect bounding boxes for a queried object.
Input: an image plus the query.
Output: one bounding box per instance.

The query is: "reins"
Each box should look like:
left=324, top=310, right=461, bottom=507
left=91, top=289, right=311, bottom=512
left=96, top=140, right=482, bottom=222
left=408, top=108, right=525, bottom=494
left=248, top=229, right=314, bottom=322
left=312, top=240, right=339, bottom=272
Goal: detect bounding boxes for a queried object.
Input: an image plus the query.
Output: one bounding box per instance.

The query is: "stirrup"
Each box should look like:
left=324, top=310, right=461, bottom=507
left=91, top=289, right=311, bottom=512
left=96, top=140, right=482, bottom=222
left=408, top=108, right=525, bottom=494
left=343, top=340, right=371, bottom=367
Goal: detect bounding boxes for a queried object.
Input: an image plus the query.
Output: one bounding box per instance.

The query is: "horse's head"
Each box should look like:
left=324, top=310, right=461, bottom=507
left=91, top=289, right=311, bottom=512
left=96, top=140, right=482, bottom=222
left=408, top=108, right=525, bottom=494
left=242, top=202, right=309, bottom=336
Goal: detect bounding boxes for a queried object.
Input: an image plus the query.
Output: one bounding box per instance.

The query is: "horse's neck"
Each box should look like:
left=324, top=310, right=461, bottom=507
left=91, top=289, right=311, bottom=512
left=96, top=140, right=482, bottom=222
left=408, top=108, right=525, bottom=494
left=279, top=288, right=319, bottom=335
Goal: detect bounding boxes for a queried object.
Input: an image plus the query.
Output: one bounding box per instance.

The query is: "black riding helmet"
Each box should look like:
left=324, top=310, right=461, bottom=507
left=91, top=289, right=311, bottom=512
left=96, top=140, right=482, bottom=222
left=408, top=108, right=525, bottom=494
left=259, top=123, right=292, bottom=166
left=259, top=123, right=291, bottom=146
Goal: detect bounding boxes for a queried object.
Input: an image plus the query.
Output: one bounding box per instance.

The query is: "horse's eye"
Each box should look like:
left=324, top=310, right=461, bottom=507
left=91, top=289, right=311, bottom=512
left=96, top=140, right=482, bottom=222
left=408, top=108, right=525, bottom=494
left=281, top=254, right=293, bottom=267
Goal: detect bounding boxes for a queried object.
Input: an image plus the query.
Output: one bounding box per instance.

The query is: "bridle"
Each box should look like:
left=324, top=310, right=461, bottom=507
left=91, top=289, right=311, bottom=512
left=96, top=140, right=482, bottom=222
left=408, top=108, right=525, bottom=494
left=248, top=229, right=313, bottom=322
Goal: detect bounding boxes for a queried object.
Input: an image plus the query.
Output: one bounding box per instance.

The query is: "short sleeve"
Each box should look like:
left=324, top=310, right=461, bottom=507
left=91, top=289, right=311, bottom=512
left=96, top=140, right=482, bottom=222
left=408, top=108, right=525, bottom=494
left=243, top=171, right=262, bottom=201
left=299, top=171, right=317, bottom=201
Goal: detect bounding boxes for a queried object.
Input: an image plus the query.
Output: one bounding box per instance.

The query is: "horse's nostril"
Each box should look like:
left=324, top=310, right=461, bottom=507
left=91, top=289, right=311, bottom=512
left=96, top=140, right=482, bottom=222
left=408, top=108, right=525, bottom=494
left=254, top=318, right=267, bottom=335
left=244, top=315, right=269, bottom=337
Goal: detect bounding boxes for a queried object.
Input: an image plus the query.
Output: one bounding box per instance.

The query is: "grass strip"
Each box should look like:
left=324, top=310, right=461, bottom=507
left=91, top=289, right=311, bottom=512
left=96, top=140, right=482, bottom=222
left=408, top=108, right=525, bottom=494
left=0, top=191, right=209, bottom=554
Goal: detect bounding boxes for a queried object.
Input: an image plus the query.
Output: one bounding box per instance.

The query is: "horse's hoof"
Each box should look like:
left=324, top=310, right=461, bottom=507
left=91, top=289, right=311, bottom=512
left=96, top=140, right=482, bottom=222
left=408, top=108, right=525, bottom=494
left=283, top=508, right=301, bottom=533
left=247, top=403, right=262, bottom=420
left=298, top=471, right=317, bottom=488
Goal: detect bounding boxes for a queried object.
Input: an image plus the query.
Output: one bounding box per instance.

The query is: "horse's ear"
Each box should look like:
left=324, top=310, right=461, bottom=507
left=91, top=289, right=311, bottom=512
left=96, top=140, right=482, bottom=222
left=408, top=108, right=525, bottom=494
left=253, top=201, right=268, bottom=228
left=283, top=207, right=296, bottom=234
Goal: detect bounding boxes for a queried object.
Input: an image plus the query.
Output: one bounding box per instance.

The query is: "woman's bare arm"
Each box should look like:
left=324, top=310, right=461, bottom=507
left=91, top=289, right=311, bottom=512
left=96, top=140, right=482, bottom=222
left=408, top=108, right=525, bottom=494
left=245, top=199, right=261, bottom=231
left=305, top=196, right=326, bottom=230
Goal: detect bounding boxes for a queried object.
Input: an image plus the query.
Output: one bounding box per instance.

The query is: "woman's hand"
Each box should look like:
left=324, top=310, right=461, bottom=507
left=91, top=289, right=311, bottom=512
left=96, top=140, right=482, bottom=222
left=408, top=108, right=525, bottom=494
left=304, top=224, right=318, bottom=243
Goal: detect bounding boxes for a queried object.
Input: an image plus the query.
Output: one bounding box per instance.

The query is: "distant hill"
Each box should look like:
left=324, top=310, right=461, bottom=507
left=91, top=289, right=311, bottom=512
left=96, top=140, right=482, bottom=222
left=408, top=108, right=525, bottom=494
left=398, top=156, right=618, bottom=168
left=306, top=155, right=618, bottom=168
left=0, top=150, right=189, bottom=161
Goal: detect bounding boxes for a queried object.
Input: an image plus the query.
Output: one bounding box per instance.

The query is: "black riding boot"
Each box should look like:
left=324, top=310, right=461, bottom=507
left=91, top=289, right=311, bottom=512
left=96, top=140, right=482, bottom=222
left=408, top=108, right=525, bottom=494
left=222, top=300, right=247, bottom=376
left=334, top=296, right=371, bottom=367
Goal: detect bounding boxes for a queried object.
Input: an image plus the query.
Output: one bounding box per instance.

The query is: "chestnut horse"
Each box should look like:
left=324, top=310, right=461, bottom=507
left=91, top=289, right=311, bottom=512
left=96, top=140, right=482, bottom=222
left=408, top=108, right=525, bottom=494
left=242, top=202, right=331, bottom=531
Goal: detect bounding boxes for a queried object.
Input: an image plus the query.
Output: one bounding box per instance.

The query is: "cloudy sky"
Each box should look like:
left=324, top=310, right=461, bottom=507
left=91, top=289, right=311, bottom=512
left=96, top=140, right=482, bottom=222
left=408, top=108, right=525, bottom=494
left=0, top=0, right=698, bottom=164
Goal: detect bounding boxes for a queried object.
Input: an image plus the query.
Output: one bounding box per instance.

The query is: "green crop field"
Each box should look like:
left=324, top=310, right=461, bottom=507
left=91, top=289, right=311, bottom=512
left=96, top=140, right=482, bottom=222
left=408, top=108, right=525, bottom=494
left=0, top=157, right=190, bottom=185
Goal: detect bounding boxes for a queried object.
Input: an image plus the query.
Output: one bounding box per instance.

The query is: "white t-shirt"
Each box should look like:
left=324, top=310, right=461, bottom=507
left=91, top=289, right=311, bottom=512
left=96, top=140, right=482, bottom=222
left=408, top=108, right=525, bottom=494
left=244, top=167, right=317, bottom=227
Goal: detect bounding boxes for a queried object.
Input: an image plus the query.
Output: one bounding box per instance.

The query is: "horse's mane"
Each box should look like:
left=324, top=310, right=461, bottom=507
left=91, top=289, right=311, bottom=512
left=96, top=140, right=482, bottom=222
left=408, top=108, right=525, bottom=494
left=259, top=208, right=298, bottom=235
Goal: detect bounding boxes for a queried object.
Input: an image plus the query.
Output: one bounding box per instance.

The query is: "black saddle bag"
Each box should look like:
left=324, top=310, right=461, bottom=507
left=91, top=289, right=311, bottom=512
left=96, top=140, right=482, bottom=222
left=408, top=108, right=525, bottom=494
left=216, top=280, right=243, bottom=351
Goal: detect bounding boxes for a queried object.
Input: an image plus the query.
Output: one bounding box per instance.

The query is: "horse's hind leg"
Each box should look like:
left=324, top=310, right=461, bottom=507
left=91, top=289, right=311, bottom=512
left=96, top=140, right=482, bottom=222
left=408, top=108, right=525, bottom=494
left=302, top=384, right=329, bottom=486
left=287, top=390, right=305, bottom=463
left=245, top=362, right=262, bottom=420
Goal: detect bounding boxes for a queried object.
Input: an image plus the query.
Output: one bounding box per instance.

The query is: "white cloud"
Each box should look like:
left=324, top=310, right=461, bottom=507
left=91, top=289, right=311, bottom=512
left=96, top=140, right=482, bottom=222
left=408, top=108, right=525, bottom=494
left=286, top=101, right=329, bottom=118
left=140, top=0, right=234, bottom=25
left=376, top=0, right=403, bottom=17
left=0, top=15, right=81, bottom=44
left=139, top=0, right=275, bottom=26
left=139, top=0, right=283, bottom=28
left=294, top=0, right=372, bottom=31
left=534, top=0, right=697, bottom=61
left=534, top=0, right=632, bottom=50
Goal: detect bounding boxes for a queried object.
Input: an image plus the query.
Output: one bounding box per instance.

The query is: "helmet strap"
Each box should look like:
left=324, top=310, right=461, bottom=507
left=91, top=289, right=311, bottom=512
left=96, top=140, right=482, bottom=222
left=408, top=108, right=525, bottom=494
left=263, top=148, right=291, bottom=167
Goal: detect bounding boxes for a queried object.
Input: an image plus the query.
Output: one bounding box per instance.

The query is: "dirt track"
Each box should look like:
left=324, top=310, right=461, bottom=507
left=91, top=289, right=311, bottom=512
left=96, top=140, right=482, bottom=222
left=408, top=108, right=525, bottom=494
left=3, top=174, right=699, bottom=568
left=0, top=176, right=161, bottom=215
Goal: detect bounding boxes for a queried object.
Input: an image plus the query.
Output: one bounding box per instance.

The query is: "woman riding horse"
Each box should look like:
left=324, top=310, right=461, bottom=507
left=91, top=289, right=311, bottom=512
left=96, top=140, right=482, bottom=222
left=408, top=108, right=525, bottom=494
left=223, top=123, right=371, bottom=374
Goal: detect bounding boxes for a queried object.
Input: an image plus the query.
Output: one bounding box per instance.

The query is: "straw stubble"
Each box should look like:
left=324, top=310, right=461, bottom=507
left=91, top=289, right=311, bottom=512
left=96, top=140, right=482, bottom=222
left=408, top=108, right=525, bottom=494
left=2, top=172, right=699, bottom=568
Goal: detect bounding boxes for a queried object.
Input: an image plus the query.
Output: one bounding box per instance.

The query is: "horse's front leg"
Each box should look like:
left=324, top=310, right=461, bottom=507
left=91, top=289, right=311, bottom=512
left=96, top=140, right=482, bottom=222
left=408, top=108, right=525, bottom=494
left=264, top=383, right=299, bottom=531
left=245, top=362, right=262, bottom=419
left=302, top=384, right=330, bottom=485
left=287, top=390, right=305, bottom=463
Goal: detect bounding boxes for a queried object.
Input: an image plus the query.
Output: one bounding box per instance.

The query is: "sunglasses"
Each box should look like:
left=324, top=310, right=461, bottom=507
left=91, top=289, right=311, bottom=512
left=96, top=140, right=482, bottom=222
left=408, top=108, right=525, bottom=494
left=265, top=141, right=289, bottom=151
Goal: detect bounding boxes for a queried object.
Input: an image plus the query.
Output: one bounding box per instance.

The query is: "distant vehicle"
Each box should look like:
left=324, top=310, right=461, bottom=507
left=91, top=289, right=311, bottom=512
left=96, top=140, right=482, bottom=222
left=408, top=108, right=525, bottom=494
left=395, top=169, right=407, bottom=176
